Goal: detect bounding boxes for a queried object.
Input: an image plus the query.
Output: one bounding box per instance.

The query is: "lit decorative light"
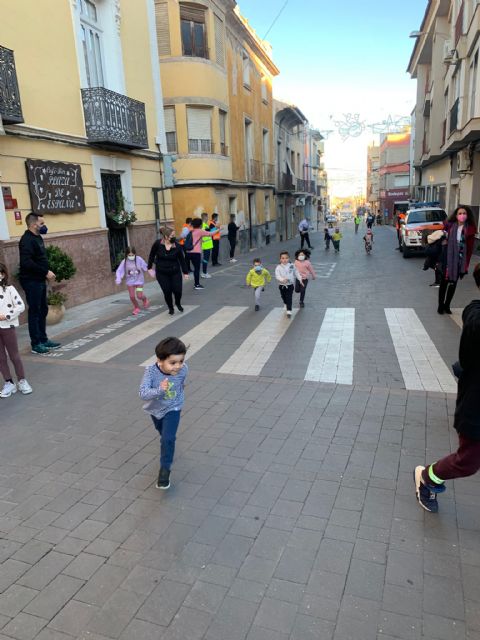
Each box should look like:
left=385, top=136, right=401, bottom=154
left=318, top=114, right=411, bottom=141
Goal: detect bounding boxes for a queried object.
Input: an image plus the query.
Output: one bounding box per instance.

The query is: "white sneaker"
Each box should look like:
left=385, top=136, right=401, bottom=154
left=17, top=379, right=33, bottom=395
left=230, top=258, right=237, bottom=263
left=0, top=381, right=17, bottom=398
left=201, top=273, right=212, bottom=279
left=287, top=310, right=292, bottom=317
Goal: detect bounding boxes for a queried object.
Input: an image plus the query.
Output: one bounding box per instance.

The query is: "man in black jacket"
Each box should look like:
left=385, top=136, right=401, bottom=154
left=19, top=213, right=60, bottom=354
left=414, top=263, right=480, bottom=512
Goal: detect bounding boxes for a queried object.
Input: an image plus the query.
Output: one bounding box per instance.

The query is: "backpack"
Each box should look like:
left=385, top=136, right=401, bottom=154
left=183, top=231, right=194, bottom=251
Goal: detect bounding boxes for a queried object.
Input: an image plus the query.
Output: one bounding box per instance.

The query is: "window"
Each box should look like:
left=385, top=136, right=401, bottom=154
left=470, top=51, right=478, bottom=118
left=261, top=78, right=268, bottom=103
left=180, top=4, right=207, bottom=58
left=219, top=110, right=227, bottom=155
left=244, top=119, right=253, bottom=162
left=187, top=106, right=212, bottom=153
left=155, top=2, right=171, bottom=56
left=394, top=175, right=409, bottom=187
left=264, top=195, right=271, bottom=221
left=214, top=14, right=225, bottom=66
left=79, top=0, right=104, bottom=87
left=406, top=210, right=447, bottom=224
left=164, top=107, right=177, bottom=153
left=242, top=52, right=250, bottom=88
left=262, top=129, right=269, bottom=163
left=228, top=196, right=237, bottom=216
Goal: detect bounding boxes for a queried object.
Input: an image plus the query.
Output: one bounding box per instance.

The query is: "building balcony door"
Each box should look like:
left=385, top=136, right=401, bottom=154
left=101, top=172, right=128, bottom=270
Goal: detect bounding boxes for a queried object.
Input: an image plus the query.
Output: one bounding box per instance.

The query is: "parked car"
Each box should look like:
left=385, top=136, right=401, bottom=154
left=326, top=215, right=337, bottom=224
left=400, top=206, right=447, bottom=258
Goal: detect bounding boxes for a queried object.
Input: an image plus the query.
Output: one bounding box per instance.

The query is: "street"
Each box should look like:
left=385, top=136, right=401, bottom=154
left=1, top=225, right=479, bottom=640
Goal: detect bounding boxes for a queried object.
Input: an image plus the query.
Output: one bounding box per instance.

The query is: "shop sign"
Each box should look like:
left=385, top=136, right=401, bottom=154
left=26, top=159, right=86, bottom=214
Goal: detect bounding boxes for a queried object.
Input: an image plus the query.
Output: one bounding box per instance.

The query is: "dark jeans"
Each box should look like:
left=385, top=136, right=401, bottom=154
left=279, top=284, right=294, bottom=311
left=20, top=279, right=48, bottom=348
left=300, top=232, right=312, bottom=249
left=151, top=411, right=181, bottom=470
left=297, top=278, right=308, bottom=303
left=423, top=433, right=480, bottom=483
left=438, top=276, right=457, bottom=310
left=202, top=249, right=211, bottom=274
left=181, top=246, right=191, bottom=272
left=212, top=240, right=220, bottom=265
left=332, top=240, right=340, bottom=251
left=156, top=271, right=182, bottom=310
left=228, top=238, right=236, bottom=258
left=188, top=252, right=201, bottom=286
left=325, top=235, right=331, bottom=249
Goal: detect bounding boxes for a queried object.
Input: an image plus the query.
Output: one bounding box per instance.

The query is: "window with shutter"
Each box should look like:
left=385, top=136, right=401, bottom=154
left=214, top=14, right=225, bottom=66
left=155, top=2, right=171, bottom=56
left=242, top=52, right=250, bottom=87
left=187, top=107, right=212, bottom=153
left=164, top=107, right=177, bottom=152
left=180, top=3, right=208, bottom=58
left=219, top=110, right=227, bottom=155
left=261, top=78, right=268, bottom=103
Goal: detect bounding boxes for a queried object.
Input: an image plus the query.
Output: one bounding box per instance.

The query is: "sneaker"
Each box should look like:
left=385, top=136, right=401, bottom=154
left=213, top=262, right=222, bottom=266
left=287, top=310, right=292, bottom=317
left=229, top=258, right=237, bottom=263
left=194, top=284, right=204, bottom=290
left=414, top=465, right=445, bottom=513
left=300, top=301, right=305, bottom=308
left=176, top=304, right=184, bottom=312
left=132, top=308, right=140, bottom=316
left=156, top=468, right=171, bottom=490
left=0, top=381, right=17, bottom=398
left=42, top=339, right=61, bottom=349
left=143, top=298, right=150, bottom=309
left=168, top=308, right=174, bottom=315
left=255, top=305, right=259, bottom=311
left=31, top=344, right=50, bottom=355
left=284, top=305, right=287, bottom=311
left=201, top=273, right=212, bottom=279
left=17, top=379, right=33, bottom=395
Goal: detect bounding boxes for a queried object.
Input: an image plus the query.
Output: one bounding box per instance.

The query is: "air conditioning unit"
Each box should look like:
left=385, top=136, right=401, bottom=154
left=443, top=40, right=455, bottom=62
left=457, top=148, right=473, bottom=173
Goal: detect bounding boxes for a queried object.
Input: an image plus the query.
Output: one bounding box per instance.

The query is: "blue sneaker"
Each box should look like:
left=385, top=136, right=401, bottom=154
left=42, top=340, right=61, bottom=349
left=414, top=466, right=446, bottom=513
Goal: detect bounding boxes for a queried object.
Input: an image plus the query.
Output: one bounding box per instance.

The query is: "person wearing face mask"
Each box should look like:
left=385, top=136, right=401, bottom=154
left=294, top=249, right=316, bottom=308
left=246, top=258, right=271, bottom=311
left=115, top=246, right=150, bottom=315
left=437, top=205, right=476, bottom=315
left=18, top=212, right=60, bottom=355
left=147, top=227, right=189, bottom=314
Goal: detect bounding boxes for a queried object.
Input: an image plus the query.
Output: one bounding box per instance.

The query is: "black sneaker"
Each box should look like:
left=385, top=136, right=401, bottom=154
left=168, top=308, right=174, bottom=315
left=194, top=284, right=204, bottom=290
left=300, top=301, right=305, bottom=308
left=156, top=468, right=170, bottom=490
left=42, top=340, right=61, bottom=349
left=255, top=305, right=259, bottom=311
left=414, top=465, right=445, bottom=513
left=176, top=304, right=184, bottom=312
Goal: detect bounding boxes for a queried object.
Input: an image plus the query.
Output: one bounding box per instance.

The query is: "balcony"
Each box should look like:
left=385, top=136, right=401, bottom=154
left=450, top=98, right=459, bottom=135
left=296, top=178, right=306, bottom=192
left=308, top=180, right=316, bottom=194
left=455, top=1, right=464, bottom=46
left=263, top=163, right=275, bottom=183
left=317, top=186, right=322, bottom=196
left=220, top=142, right=228, bottom=156
left=249, top=159, right=262, bottom=182
left=0, top=45, right=23, bottom=124
left=441, top=119, right=447, bottom=147
left=280, top=172, right=295, bottom=191
left=81, top=87, right=148, bottom=149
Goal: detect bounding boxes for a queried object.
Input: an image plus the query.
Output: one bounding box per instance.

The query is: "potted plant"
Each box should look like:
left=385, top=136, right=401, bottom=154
left=106, top=191, right=137, bottom=227
left=45, top=245, right=76, bottom=325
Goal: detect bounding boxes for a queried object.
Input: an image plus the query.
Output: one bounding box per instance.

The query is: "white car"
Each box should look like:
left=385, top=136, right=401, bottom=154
left=400, top=206, right=447, bottom=258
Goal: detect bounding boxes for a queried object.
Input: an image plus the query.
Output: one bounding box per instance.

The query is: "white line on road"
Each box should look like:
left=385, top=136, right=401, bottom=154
left=73, top=306, right=198, bottom=363
left=139, top=305, right=248, bottom=367
left=304, top=308, right=355, bottom=384
left=217, top=307, right=297, bottom=376
left=385, top=308, right=457, bottom=393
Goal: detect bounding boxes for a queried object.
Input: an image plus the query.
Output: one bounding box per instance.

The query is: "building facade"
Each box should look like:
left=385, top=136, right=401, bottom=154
left=0, top=0, right=172, bottom=306
left=378, top=130, right=411, bottom=221
left=408, top=0, right=480, bottom=228
left=366, top=143, right=380, bottom=214
left=155, top=0, right=279, bottom=254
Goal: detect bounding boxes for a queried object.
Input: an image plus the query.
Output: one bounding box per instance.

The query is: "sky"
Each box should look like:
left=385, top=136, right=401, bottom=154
left=237, top=0, right=427, bottom=198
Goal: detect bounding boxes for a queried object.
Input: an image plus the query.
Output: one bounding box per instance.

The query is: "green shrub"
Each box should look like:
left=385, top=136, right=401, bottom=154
left=46, top=245, right=76, bottom=283
left=47, top=290, right=67, bottom=306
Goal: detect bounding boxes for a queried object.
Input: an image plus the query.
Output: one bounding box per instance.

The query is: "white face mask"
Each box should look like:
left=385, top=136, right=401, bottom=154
left=0, top=274, right=4, bottom=281
left=298, top=255, right=306, bottom=261
left=127, top=255, right=135, bottom=261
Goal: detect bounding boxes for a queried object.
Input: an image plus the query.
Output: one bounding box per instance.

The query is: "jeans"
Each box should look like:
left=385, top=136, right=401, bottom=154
left=188, top=252, right=201, bottom=286
left=151, top=411, right=181, bottom=470
left=297, top=278, right=308, bottom=303
left=423, top=433, right=480, bottom=483
left=332, top=240, right=340, bottom=252
left=300, top=232, right=312, bottom=249
left=279, top=284, right=294, bottom=311
left=20, top=279, right=48, bottom=348
left=212, top=240, right=220, bottom=264
left=438, top=276, right=457, bottom=311
left=156, top=271, right=183, bottom=310
left=229, top=238, right=236, bottom=259
left=202, top=249, right=211, bottom=274
left=325, top=235, right=331, bottom=249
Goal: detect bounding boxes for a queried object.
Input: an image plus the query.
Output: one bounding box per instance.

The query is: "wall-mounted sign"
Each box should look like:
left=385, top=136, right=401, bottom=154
left=25, top=159, right=86, bottom=214
left=14, top=210, right=22, bottom=225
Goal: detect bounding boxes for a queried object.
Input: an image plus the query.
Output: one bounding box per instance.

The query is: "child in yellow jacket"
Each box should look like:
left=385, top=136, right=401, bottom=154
left=246, top=258, right=271, bottom=311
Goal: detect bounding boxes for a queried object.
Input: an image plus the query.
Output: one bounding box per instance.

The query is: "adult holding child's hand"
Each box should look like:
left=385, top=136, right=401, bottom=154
left=148, top=227, right=189, bottom=315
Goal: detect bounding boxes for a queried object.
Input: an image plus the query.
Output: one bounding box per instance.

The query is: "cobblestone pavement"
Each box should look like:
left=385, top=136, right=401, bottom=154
left=1, top=225, right=479, bottom=639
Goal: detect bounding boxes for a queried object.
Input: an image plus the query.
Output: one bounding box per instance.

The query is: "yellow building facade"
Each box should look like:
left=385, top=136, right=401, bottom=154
left=0, top=0, right=172, bottom=306
left=155, top=0, right=279, bottom=254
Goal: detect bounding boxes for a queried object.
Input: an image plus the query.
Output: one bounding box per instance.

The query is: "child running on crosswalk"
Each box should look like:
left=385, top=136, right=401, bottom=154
left=275, top=251, right=297, bottom=317
left=294, top=249, right=316, bottom=308
left=246, top=258, right=271, bottom=311
left=139, top=337, right=188, bottom=490
left=115, top=246, right=150, bottom=315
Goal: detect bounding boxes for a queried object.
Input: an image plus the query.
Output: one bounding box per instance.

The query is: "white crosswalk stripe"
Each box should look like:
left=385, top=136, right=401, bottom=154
left=451, top=308, right=463, bottom=329
left=305, top=308, right=355, bottom=384
left=73, top=306, right=197, bottom=363
left=385, top=308, right=457, bottom=393
left=139, top=305, right=248, bottom=367
left=217, top=307, right=298, bottom=376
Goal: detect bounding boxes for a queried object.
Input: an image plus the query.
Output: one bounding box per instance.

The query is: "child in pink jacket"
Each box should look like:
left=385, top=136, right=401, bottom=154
left=115, top=246, right=150, bottom=315
left=294, top=249, right=316, bottom=308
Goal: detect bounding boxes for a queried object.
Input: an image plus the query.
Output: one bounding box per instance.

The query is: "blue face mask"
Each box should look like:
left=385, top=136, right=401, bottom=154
left=39, top=224, right=48, bottom=235
left=254, top=266, right=263, bottom=273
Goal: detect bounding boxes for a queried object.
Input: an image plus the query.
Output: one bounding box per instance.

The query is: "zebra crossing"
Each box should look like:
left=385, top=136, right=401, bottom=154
left=46, top=303, right=461, bottom=392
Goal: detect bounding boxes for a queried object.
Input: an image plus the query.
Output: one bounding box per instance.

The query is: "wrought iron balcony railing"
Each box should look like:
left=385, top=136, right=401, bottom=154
left=249, top=159, right=262, bottom=182
left=263, top=163, right=275, bottom=183
left=0, top=45, right=23, bottom=124
left=308, top=180, right=316, bottom=194
left=81, top=86, right=148, bottom=149
left=280, top=172, right=295, bottom=191
left=296, top=178, right=306, bottom=192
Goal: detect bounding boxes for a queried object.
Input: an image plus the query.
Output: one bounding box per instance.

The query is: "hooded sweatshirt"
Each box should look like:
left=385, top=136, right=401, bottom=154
left=275, top=262, right=297, bottom=286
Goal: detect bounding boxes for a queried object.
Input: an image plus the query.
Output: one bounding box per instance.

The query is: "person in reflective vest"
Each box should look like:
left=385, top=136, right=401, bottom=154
left=210, top=213, right=222, bottom=266
left=201, top=213, right=214, bottom=278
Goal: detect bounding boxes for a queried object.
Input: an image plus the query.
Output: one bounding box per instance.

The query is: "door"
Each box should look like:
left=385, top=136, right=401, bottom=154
left=248, top=192, right=255, bottom=248
left=101, top=173, right=127, bottom=271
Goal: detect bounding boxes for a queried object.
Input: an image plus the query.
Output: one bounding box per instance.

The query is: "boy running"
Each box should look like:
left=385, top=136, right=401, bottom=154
left=246, top=259, right=271, bottom=311
left=275, top=251, right=297, bottom=317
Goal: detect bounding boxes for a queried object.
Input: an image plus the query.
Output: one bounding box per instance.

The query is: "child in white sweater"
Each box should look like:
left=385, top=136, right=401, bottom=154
left=0, top=263, right=33, bottom=398
left=275, top=251, right=298, bottom=317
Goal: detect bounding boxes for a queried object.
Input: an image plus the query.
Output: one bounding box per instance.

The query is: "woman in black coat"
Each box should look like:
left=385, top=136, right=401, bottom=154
left=148, top=227, right=189, bottom=315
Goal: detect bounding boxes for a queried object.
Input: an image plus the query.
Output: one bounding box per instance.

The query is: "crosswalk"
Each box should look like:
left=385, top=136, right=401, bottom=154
left=48, top=304, right=460, bottom=392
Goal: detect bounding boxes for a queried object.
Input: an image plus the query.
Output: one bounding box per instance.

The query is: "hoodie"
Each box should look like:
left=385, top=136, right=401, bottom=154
left=275, top=262, right=297, bottom=286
